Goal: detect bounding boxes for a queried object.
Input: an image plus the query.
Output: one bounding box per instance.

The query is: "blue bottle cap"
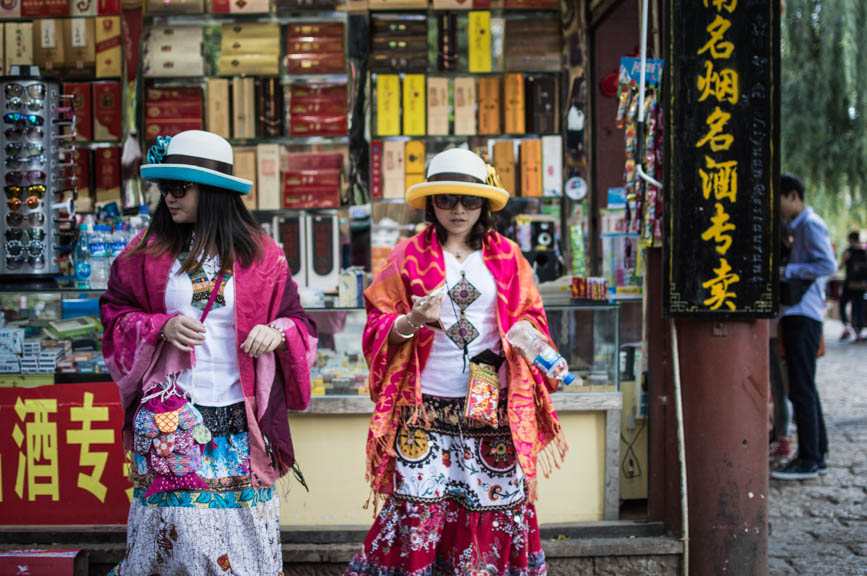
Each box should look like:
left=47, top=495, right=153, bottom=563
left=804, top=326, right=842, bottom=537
left=563, top=373, right=576, bottom=386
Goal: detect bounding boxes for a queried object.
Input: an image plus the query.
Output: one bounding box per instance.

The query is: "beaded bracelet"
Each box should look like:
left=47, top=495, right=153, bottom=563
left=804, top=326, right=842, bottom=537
left=404, top=314, right=424, bottom=330
left=393, top=315, right=416, bottom=340
left=268, top=323, right=287, bottom=345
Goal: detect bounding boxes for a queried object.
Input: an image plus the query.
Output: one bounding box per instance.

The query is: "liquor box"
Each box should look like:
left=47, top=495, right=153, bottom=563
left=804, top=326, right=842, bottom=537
left=437, top=13, right=458, bottom=71
left=63, top=82, right=92, bottom=142
left=144, top=86, right=204, bottom=138
left=433, top=0, right=469, bottom=8
left=145, top=24, right=203, bottom=50
left=143, top=25, right=204, bottom=76
left=370, top=139, right=383, bottom=198
left=290, top=83, right=346, bottom=100
left=468, top=11, right=491, bottom=73
left=427, top=77, right=449, bottom=136
left=305, top=213, right=340, bottom=292
left=233, top=146, right=257, bottom=211
left=371, top=17, right=427, bottom=36
left=145, top=86, right=204, bottom=102
left=0, top=549, right=88, bottom=576
left=504, top=18, right=561, bottom=71
left=370, top=51, right=428, bottom=74
left=92, top=81, right=122, bottom=141
left=0, top=0, right=19, bottom=19
left=94, top=146, right=120, bottom=204
left=453, top=77, right=476, bottom=135
left=146, top=100, right=203, bottom=120
left=404, top=140, right=425, bottom=190
left=63, top=18, right=95, bottom=77
left=285, top=53, right=345, bottom=74
left=206, top=78, right=230, bottom=138
left=34, top=19, right=65, bottom=73
left=287, top=36, right=344, bottom=55
left=541, top=135, right=562, bottom=197
left=231, top=76, right=255, bottom=139
left=274, top=0, right=336, bottom=8
left=525, top=75, right=556, bottom=134
left=22, top=0, right=67, bottom=17
left=220, top=22, right=279, bottom=75
left=368, top=0, right=427, bottom=9
left=274, top=214, right=307, bottom=287
left=229, top=0, right=269, bottom=13
left=290, top=115, right=347, bottom=137
left=257, top=77, right=284, bottom=138
left=382, top=139, right=405, bottom=199
left=285, top=21, right=344, bottom=74
left=376, top=74, right=400, bottom=136
left=493, top=140, right=515, bottom=197
left=283, top=152, right=342, bottom=209
left=503, top=0, right=558, bottom=8
left=95, top=16, right=121, bottom=78
left=504, top=73, right=525, bottom=134
left=256, top=143, right=281, bottom=210
left=73, top=146, right=91, bottom=195
left=478, top=76, right=501, bottom=135
left=99, top=0, right=121, bottom=14
left=369, top=15, right=427, bottom=73
left=144, top=53, right=205, bottom=77
left=145, top=118, right=203, bottom=139
left=145, top=0, right=203, bottom=14
left=402, top=74, right=425, bottom=136
left=5, top=23, right=34, bottom=74
left=519, top=138, right=542, bottom=197
left=288, top=94, right=345, bottom=116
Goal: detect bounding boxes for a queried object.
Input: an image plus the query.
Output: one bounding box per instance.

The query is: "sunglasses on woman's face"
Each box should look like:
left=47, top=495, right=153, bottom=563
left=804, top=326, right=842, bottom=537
left=432, top=194, right=485, bottom=211
left=159, top=180, right=195, bottom=199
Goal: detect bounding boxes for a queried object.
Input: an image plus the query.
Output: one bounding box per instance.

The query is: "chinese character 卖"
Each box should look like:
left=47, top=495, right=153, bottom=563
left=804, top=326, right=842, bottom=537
left=703, top=258, right=741, bottom=311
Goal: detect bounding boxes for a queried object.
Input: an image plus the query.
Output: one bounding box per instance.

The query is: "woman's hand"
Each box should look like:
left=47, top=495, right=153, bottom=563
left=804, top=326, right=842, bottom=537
left=508, top=320, right=537, bottom=360
left=242, top=324, right=285, bottom=358
left=408, top=290, right=444, bottom=328
left=162, top=315, right=206, bottom=352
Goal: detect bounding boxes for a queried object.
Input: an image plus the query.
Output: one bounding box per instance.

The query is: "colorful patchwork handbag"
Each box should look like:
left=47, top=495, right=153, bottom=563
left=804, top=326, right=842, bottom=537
left=464, top=349, right=506, bottom=427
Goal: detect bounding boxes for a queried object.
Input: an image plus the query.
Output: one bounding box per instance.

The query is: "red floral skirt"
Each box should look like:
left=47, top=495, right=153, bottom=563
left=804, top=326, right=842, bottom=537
left=346, top=396, right=547, bottom=576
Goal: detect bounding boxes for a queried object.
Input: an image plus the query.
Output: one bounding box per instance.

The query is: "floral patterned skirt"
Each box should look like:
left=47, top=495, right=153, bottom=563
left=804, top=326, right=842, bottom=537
left=346, top=395, right=547, bottom=576
left=111, top=401, right=284, bottom=576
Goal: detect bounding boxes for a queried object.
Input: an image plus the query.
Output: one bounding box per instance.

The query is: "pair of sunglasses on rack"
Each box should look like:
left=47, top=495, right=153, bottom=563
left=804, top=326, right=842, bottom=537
left=5, top=184, right=45, bottom=199
left=431, top=194, right=485, bottom=211
left=5, top=228, right=45, bottom=242
left=5, top=83, right=46, bottom=100
left=6, top=143, right=43, bottom=156
left=7, top=196, right=41, bottom=211
left=7, top=97, right=42, bottom=112
left=159, top=180, right=196, bottom=199
left=5, top=238, right=45, bottom=261
left=3, top=113, right=43, bottom=126
left=6, top=170, right=46, bottom=185
left=5, top=156, right=45, bottom=169
left=5, top=211, right=45, bottom=226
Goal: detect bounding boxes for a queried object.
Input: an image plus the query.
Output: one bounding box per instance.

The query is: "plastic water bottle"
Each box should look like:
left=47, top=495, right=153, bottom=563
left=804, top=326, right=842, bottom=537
left=89, top=224, right=110, bottom=289
left=138, top=205, right=151, bottom=232
left=506, top=322, right=576, bottom=385
left=74, top=224, right=91, bottom=289
left=109, top=223, right=128, bottom=266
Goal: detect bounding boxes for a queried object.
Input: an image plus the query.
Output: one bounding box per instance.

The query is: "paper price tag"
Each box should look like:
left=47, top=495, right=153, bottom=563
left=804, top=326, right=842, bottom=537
left=41, top=20, right=56, bottom=49
left=71, top=19, right=87, bottom=48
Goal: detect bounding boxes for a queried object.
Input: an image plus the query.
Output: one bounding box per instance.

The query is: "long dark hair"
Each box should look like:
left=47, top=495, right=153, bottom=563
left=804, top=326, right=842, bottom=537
left=424, top=196, right=497, bottom=251
left=130, top=182, right=264, bottom=273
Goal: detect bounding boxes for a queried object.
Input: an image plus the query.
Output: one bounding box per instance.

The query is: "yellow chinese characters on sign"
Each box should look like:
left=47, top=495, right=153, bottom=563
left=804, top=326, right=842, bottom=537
left=67, top=392, right=115, bottom=503
left=702, top=258, right=740, bottom=311
left=696, top=107, right=734, bottom=152
left=698, top=15, right=735, bottom=60
left=700, top=156, right=738, bottom=203
left=698, top=61, right=739, bottom=105
left=701, top=203, right=736, bottom=255
left=13, top=397, right=59, bottom=501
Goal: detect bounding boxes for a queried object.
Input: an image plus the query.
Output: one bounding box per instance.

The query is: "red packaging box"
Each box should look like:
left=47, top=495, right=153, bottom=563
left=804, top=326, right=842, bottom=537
left=94, top=146, right=120, bottom=197
left=0, top=549, right=87, bottom=576
left=62, top=82, right=92, bottom=142
left=290, top=84, right=346, bottom=100
left=283, top=186, right=341, bottom=210
left=289, top=115, right=347, bottom=137
left=145, top=118, right=203, bottom=139
left=289, top=98, right=346, bottom=116
left=285, top=53, right=345, bottom=74
left=287, top=37, right=344, bottom=55
left=211, top=0, right=230, bottom=11
left=146, top=100, right=203, bottom=119
left=284, top=152, right=342, bottom=171
left=72, top=146, right=91, bottom=194
left=92, top=81, right=122, bottom=141
left=370, top=139, right=382, bottom=199
left=22, top=0, right=68, bottom=17
left=145, top=86, right=204, bottom=102
left=284, top=169, right=341, bottom=190
left=98, top=0, right=121, bottom=13
left=286, top=22, right=344, bottom=38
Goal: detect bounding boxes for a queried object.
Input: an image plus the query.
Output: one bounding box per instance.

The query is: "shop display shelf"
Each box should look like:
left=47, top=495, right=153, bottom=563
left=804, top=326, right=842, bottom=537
left=143, top=10, right=347, bottom=26
left=374, top=133, right=562, bottom=141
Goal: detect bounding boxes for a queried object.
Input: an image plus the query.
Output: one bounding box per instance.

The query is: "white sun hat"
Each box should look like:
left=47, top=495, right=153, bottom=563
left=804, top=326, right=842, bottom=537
left=405, top=148, right=510, bottom=211
left=140, top=130, right=253, bottom=195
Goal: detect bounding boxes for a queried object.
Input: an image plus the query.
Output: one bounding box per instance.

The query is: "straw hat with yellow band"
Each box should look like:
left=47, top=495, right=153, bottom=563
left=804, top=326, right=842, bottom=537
left=405, top=148, right=510, bottom=211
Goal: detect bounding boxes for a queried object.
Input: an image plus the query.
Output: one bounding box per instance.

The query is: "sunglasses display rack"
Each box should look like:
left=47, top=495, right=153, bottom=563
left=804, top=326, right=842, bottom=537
left=1, top=72, right=76, bottom=277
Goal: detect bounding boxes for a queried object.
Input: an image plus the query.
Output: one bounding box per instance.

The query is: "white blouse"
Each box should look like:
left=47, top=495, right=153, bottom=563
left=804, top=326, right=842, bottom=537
left=164, top=256, right=244, bottom=407
left=419, top=250, right=502, bottom=398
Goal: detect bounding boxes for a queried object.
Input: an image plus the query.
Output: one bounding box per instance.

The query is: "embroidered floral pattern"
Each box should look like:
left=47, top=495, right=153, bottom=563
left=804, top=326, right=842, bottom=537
left=444, top=272, right=481, bottom=351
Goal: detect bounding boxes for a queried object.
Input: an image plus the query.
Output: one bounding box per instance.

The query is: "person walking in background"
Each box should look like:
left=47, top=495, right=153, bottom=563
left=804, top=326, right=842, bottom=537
left=771, top=173, right=837, bottom=481
left=347, top=149, right=567, bottom=575
left=838, top=231, right=866, bottom=342
left=100, top=130, right=317, bottom=575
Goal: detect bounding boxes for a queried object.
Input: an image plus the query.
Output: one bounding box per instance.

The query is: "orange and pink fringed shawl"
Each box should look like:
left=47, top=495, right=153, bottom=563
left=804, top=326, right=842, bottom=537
left=362, top=225, right=567, bottom=505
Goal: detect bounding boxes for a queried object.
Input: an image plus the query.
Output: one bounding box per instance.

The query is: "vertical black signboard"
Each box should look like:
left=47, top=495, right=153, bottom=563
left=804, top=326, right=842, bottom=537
left=664, top=0, right=780, bottom=317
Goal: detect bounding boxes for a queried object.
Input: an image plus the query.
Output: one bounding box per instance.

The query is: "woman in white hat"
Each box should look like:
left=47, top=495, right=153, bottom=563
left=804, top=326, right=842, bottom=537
left=348, top=148, right=566, bottom=575
left=100, top=130, right=317, bottom=575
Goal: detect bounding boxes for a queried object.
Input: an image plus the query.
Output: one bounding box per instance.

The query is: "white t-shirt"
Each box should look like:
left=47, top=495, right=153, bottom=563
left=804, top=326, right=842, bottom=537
left=419, top=250, right=502, bottom=397
left=164, top=256, right=244, bottom=407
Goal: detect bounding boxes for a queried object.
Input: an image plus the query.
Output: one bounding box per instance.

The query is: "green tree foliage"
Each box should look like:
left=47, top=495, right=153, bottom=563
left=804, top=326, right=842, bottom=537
left=782, top=0, right=867, bottom=245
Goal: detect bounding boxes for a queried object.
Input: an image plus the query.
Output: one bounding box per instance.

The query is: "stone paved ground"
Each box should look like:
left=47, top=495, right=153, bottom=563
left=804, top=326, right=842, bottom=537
left=768, top=318, right=867, bottom=576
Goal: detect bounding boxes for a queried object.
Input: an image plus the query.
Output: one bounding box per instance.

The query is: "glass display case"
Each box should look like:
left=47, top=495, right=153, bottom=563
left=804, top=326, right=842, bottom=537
left=1, top=286, right=619, bottom=396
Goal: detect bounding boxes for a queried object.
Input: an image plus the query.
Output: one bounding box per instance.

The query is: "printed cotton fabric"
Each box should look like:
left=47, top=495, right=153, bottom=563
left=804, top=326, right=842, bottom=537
left=115, top=402, right=284, bottom=576
left=346, top=396, right=547, bottom=576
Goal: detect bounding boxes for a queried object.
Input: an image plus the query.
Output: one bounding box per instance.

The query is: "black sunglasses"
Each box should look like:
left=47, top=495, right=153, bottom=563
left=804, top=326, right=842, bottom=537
left=159, top=180, right=195, bottom=199
left=432, top=194, right=485, bottom=210
left=3, top=113, right=44, bottom=126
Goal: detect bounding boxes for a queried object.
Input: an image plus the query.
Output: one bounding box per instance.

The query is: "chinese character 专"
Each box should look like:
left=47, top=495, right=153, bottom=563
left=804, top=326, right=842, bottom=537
left=698, top=60, right=739, bottom=104
left=698, top=15, right=735, bottom=60
left=702, top=202, right=736, bottom=255
left=67, top=392, right=115, bottom=503
left=700, top=156, right=738, bottom=203
left=704, top=0, right=737, bottom=13
left=696, top=107, right=734, bottom=152
left=703, top=257, right=740, bottom=311
left=12, top=397, right=59, bottom=501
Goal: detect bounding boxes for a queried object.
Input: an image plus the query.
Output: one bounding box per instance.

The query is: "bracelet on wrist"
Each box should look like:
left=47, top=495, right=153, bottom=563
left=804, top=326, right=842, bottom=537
left=159, top=329, right=167, bottom=341
left=268, top=323, right=287, bottom=344
left=393, top=315, right=416, bottom=339
left=404, top=314, right=424, bottom=330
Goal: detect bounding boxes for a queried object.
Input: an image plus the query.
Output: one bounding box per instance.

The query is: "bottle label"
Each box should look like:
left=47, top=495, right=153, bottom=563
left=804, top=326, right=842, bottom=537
left=533, top=347, right=561, bottom=372
left=109, top=241, right=126, bottom=256
left=75, top=261, right=91, bottom=280
left=90, top=241, right=108, bottom=258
